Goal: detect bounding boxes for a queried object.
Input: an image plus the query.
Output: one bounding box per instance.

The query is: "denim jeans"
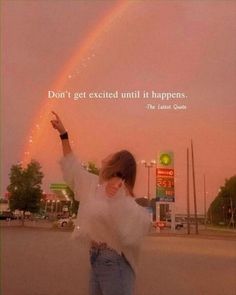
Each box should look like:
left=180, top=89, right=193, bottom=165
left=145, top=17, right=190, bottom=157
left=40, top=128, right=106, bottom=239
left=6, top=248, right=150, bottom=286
left=89, top=247, right=135, bottom=295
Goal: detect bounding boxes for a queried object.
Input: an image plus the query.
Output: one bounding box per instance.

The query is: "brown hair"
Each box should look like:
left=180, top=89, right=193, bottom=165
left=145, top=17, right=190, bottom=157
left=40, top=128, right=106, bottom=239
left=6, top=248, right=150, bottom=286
left=100, top=150, right=137, bottom=197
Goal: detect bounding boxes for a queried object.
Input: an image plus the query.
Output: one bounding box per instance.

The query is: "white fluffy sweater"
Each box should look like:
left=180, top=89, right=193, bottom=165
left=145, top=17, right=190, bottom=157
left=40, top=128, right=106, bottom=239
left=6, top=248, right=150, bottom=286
left=59, top=152, right=151, bottom=274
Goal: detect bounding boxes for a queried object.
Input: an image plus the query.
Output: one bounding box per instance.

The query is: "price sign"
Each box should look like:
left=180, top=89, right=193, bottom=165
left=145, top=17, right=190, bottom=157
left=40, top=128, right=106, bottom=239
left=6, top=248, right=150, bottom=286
left=157, top=177, right=174, bottom=188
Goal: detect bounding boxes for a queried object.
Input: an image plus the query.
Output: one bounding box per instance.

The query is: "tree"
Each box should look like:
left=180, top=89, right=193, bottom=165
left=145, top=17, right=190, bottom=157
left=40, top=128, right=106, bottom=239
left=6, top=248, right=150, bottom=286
left=87, top=162, right=100, bottom=175
left=7, top=160, right=44, bottom=225
left=208, top=175, right=236, bottom=226
left=66, top=162, right=99, bottom=216
left=65, top=186, right=79, bottom=216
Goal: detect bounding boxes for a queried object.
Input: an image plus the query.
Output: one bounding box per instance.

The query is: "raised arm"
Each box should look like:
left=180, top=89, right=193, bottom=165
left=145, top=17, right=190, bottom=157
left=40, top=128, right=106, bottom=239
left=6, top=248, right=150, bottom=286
left=50, top=111, right=98, bottom=201
left=51, top=111, right=72, bottom=156
left=50, top=111, right=123, bottom=200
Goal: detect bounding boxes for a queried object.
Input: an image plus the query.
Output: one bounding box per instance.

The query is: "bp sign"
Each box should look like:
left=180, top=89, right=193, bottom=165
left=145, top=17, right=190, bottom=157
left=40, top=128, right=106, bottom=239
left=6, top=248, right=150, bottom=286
left=159, top=152, right=174, bottom=168
left=160, top=153, right=172, bottom=166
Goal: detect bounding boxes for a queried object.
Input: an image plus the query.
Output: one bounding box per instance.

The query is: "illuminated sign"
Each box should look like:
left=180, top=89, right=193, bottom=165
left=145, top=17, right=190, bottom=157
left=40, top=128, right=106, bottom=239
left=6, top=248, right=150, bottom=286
left=50, top=183, right=68, bottom=190
left=157, top=177, right=174, bottom=188
left=159, top=153, right=172, bottom=166
left=156, top=168, right=174, bottom=177
left=156, top=151, right=175, bottom=202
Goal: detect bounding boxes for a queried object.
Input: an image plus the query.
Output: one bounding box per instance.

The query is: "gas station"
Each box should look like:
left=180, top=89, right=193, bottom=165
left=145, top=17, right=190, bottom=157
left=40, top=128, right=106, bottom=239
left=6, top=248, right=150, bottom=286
left=155, top=151, right=176, bottom=231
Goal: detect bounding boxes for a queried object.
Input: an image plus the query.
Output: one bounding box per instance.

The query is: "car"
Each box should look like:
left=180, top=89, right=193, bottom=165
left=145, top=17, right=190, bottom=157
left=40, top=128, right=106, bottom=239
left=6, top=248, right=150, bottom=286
left=165, top=219, right=184, bottom=230
left=0, top=211, right=17, bottom=220
left=152, top=220, right=165, bottom=229
left=57, top=213, right=70, bottom=219
left=56, top=217, right=75, bottom=228
left=33, top=213, right=50, bottom=220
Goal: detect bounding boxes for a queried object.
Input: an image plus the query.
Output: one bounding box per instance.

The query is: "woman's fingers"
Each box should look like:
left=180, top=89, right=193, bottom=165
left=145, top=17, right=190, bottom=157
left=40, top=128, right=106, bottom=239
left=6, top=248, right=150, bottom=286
left=51, top=110, right=58, bottom=118
left=51, top=111, right=62, bottom=122
left=50, top=111, right=66, bottom=133
left=50, top=120, right=58, bottom=129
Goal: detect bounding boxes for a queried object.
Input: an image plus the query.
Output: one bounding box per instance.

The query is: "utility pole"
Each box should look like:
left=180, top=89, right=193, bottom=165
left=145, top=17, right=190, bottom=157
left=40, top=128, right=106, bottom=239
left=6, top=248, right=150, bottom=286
left=191, top=139, right=199, bottom=234
left=229, top=197, right=235, bottom=228
left=204, top=174, right=207, bottom=229
left=186, top=148, right=190, bottom=234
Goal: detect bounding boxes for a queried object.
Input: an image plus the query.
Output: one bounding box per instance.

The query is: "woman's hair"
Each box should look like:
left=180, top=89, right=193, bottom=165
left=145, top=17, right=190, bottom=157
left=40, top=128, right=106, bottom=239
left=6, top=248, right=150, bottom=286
left=101, top=150, right=137, bottom=197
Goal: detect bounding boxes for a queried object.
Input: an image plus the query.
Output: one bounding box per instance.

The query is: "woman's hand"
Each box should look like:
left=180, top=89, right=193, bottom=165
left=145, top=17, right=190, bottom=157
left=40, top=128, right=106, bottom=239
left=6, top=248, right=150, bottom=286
left=50, top=111, right=66, bottom=134
left=105, top=177, right=124, bottom=198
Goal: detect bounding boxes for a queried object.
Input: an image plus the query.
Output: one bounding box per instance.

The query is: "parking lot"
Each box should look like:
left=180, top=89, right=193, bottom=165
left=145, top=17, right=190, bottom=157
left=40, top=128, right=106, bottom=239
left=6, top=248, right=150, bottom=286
left=1, top=223, right=236, bottom=295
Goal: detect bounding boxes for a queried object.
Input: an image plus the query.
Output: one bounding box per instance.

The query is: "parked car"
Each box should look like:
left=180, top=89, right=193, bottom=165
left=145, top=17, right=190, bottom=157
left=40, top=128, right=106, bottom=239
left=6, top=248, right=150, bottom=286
left=165, top=219, right=184, bottom=230
left=56, top=217, right=75, bottom=228
left=152, top=219, right=184, bottom=230
left=152, top=220, right=165, bottom=229
left=33, top=213, right=50, bottom=220
left=0, top=211, right=17, bottom=220
left=57, top=213, right=70, bottom=220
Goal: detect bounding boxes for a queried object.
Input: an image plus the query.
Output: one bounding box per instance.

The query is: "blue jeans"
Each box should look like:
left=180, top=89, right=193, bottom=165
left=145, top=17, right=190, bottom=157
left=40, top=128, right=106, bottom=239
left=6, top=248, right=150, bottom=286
left=89, top=247, right=135, bottom=295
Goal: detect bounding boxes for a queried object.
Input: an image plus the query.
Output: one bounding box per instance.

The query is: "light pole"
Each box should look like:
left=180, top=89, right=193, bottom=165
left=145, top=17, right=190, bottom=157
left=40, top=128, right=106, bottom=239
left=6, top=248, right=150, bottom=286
left=141, top=160, right=156, bottom=200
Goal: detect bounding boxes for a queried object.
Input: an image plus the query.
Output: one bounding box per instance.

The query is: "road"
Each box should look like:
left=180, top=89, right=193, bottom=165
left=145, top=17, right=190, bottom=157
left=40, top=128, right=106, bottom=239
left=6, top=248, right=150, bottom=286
left=1, top=226, right=236, bottom=295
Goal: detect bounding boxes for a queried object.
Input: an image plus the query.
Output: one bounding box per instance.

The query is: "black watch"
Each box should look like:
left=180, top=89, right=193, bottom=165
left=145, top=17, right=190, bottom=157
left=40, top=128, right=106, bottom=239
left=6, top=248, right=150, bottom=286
left=60, top=132, right=68, bottom=140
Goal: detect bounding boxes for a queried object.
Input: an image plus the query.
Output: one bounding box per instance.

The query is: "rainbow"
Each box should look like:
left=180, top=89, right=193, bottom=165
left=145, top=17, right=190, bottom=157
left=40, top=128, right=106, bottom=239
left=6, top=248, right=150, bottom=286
left=22, top=0, right=130, bottom=165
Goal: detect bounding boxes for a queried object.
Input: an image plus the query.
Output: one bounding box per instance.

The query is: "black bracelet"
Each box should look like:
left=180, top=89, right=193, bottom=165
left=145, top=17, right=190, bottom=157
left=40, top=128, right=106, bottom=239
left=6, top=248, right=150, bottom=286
left=60, top=132, right=69, bottom=140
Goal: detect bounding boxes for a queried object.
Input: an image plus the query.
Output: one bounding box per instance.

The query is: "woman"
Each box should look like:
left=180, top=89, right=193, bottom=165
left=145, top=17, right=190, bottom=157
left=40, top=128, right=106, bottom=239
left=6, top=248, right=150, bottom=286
left=51, top=111, right=150, bottom=295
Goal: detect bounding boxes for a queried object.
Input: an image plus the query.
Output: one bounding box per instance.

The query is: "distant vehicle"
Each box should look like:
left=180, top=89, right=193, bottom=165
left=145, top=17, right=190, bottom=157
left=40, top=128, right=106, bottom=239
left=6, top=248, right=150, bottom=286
left=33, top=213, right=50, bottom=220
left=56, top=217, right=75, bottom=228
left=57, top=213, right=70, bottom=220
left=152, top=221, right=165, bottom=229
left=165, top=219, right=184, bottom=230
left=0, top=211, right=17, bottom=220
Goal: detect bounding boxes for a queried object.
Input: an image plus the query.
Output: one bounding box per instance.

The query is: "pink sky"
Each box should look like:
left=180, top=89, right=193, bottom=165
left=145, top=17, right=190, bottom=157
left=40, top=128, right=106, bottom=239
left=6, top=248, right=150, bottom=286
left=2, top=0, right=236, bottom=213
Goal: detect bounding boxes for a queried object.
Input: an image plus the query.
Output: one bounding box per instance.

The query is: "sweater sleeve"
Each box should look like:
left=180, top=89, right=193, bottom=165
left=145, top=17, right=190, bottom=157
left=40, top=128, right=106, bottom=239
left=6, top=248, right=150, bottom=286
left=58, top=152, right=99, bottom=202
left=119, top=200, right=151, bottom=246
left=109, top=189, right=151, bottom=247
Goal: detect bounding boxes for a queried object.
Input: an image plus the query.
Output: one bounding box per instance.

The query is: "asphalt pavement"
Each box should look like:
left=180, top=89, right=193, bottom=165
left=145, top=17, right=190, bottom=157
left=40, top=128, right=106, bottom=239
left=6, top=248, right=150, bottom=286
left=1, top=223, right=236, bottom=295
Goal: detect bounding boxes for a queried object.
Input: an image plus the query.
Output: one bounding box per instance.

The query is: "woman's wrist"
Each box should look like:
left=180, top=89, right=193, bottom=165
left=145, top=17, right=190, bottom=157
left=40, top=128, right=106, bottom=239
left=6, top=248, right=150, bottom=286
left=60, top=131, right=68, bottom=140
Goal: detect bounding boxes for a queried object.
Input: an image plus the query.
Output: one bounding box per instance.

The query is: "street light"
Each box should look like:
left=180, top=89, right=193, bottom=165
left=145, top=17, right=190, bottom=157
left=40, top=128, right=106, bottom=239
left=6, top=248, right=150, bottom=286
left=141, top=160, right=156, bottom=200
